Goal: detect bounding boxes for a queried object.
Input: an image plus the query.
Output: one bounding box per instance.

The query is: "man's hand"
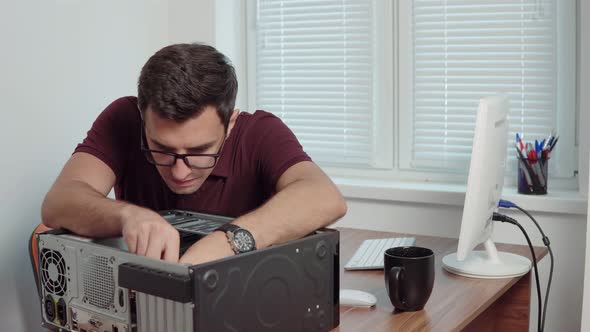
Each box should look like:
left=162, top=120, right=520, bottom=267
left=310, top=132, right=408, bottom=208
left=179, top=231, right=235, bottom=265
left=120, top=206, right=180, bottom=263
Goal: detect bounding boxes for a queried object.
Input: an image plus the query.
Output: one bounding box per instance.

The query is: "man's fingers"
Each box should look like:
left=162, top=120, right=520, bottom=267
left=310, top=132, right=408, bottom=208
left=162, top=235, right=180, bottom=263
left=124, top=232, right=138, bottom=254
left=145, top=232, right=164, bottom=260
left=123, top=216, right=178, bottom=261
left=136, top=230, right=149, bottom=256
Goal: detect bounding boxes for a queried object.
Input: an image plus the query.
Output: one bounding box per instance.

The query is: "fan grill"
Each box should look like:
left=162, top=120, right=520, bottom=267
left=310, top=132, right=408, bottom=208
left=40, top=249, right=67, bottom=296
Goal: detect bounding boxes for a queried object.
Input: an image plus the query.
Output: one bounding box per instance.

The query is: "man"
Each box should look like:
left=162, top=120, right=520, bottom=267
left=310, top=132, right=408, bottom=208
left=41, top=43, right=347, bottom=265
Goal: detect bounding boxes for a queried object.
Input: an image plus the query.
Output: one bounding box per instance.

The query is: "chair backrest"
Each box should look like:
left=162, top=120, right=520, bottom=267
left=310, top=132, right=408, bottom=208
left=29, top=223, right=52, bottom=297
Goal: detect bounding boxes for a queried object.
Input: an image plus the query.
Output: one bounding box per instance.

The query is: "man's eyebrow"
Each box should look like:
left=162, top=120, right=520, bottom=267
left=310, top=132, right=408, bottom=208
left=186, top=141, right=216, bottom=153
left=149, top=138, right=174, bottom=151
left=149, top=137, right=216, bottom=153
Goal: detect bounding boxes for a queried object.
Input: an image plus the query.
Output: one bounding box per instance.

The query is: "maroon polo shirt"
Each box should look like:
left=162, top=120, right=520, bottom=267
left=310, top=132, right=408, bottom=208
left=75, top=96, right=312, bottom=217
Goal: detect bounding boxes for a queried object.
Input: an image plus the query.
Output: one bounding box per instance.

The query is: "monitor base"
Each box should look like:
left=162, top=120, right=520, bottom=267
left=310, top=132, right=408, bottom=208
left=443, top=251, right=532, bottom=279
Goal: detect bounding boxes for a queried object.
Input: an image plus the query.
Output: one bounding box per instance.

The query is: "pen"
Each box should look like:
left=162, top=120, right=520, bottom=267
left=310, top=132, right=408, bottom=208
left=531, top=148, right=546, bottom=187
left=544, top=129, right=554, bottom=151
left=516, top=133, right=524, bottom=151
left=549, top=136, right=559, bottom=153
left=515, top=145, right=533, bottom=191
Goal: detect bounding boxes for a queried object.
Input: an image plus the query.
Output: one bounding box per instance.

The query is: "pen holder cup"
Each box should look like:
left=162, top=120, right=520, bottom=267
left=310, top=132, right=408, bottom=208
left=517, top=157, right=549, bottom=195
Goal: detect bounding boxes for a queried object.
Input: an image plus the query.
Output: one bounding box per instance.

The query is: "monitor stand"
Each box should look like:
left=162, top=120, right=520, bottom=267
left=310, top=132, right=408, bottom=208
left=442, top=239, right=532, bottom=279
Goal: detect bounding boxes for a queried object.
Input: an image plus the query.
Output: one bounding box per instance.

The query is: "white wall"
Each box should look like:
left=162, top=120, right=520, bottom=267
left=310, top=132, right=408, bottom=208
left=580, top=0, right=590, bottom=329
left=169, top=0, right=215, bottom=46
left=0, top=1, right=214, bottom=330
left=583, top=165, right=590, bottom=330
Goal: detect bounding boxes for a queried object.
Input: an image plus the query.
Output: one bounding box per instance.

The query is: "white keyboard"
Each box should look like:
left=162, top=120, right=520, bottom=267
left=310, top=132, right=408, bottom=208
left=344, top=237, right=416, bottom=270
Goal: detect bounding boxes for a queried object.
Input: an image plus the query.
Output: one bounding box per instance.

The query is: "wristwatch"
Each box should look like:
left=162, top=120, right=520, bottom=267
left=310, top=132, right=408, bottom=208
left=216, top=223, right=257, bottom=254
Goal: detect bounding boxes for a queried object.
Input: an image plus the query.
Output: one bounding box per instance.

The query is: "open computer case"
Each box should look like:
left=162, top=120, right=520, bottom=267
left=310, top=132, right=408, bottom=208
left=30, top=210, right=340, bottom=332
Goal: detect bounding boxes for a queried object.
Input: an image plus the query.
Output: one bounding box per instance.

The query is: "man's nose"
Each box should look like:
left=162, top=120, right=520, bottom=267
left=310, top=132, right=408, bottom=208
left=171, top=158, right=192, bottom=179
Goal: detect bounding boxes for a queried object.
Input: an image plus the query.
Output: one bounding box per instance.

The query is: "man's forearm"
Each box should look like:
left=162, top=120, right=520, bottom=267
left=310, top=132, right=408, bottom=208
left=233, top=178, right=347, bottom=249
left=179, top=177, right=346, bottom=265
left=41, top=180, right=133, bottom=237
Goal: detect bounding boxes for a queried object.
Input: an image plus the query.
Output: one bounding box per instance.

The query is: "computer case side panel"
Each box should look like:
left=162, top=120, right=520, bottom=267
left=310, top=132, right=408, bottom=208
left=331, top=229, right=340, bottom=327
left=190, top=229, right=340, bottom=332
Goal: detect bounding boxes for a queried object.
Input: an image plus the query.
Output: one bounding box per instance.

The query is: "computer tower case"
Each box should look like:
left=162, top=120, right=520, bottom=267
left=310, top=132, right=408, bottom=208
left=30, top=212, right=340, bottom=332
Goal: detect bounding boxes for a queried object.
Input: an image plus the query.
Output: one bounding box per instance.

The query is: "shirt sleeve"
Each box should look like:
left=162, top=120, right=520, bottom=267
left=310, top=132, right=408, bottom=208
left=74, top=97, right=138, bottom=180
left=247, top=111, right=313, bottom=191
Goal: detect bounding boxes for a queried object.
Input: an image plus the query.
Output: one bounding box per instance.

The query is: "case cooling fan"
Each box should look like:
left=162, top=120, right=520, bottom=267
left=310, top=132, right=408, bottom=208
left=40, top=249, right=67, bottom=296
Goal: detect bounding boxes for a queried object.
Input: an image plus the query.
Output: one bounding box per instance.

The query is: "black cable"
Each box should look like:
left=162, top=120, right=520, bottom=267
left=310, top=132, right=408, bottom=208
left=493, top=212, right=542, bottom=332
left=513, top=205, right=553, bottom=332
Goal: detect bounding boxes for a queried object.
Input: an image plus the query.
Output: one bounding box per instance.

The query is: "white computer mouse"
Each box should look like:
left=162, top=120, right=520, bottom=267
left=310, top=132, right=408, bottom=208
left=339, top=289, right=377, bottom=307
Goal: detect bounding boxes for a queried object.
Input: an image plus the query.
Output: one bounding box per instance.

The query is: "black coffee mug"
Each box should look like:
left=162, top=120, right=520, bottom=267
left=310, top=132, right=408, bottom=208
left=384, top=246, right=435, bottom=311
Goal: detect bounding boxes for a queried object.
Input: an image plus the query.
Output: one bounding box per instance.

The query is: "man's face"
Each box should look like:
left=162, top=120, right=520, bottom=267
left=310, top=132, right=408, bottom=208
left=143, top=105, right=225, bottom=195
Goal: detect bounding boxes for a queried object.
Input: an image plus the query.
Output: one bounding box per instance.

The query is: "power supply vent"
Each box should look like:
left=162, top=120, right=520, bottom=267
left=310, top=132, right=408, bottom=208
left=82, top=254, right=115, bottom=310
left=40, top=249, right=67, bottom=296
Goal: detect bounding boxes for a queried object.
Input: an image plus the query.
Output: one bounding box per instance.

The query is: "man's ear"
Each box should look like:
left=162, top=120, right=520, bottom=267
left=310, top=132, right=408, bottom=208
left=231, top=109, right=240, bottom=121
left=226, top=109, right=240, bottom=137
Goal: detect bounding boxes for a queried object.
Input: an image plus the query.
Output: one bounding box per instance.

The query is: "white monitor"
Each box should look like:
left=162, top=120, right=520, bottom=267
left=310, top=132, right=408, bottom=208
left=442, top=95, right=531, bottom=279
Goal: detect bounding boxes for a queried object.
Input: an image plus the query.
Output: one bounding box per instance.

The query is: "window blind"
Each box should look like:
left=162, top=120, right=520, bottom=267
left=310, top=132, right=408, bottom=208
left=254, top=0, right=375, bottom=167
left=411, top=0, right=558, bottom=171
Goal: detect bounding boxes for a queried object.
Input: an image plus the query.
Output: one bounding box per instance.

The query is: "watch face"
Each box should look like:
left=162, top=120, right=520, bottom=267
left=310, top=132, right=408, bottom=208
left=232, top=229, right=255, bottom=252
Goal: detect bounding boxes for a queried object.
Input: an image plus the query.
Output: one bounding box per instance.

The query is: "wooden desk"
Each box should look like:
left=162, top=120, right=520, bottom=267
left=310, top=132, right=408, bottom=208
left=334, top=228, right=548, bottom=332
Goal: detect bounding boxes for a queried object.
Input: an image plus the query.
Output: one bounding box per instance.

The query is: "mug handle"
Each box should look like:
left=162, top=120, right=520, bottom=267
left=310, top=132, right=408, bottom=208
left=388, top=266, right=404, bottom=306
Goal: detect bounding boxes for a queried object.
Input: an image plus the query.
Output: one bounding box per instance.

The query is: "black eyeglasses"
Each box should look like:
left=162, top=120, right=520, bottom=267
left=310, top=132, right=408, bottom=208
left=140, top=122, right=224, bottom=170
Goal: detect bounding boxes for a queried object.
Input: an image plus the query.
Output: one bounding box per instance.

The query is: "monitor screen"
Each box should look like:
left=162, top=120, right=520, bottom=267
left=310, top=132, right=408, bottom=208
left=457, top=95, right=509, bottom=260
left=442, top=95, right=531, bottom=279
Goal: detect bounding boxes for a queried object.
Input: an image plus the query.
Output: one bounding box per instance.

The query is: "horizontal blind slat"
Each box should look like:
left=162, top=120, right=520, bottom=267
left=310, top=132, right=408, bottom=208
left=256, top=0, right=376, bottom=167
left=411, top=0, right=557, bottom=171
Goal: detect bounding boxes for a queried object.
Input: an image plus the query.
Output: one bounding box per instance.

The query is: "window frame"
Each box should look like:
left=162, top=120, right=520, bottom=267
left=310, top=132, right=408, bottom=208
left=396, top=0, right=578, bottom=183
left=245, top=0, right=395, bottom=170
left=234, top=0, right=580, bottom=191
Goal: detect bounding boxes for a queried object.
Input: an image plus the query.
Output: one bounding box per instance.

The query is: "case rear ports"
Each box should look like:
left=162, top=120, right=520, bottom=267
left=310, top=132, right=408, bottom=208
left=56, top=298, right=67, bottom=326
left=44, top=295, right=55, bottom=322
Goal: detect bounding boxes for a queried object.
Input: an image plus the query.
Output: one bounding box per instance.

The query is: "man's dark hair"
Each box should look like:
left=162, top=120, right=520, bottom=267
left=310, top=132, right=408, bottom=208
left=137, top=43, right=238, bottom=127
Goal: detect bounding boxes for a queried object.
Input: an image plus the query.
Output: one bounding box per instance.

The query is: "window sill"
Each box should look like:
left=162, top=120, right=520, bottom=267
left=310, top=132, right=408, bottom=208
left=333, top=177, right=588, bottom=216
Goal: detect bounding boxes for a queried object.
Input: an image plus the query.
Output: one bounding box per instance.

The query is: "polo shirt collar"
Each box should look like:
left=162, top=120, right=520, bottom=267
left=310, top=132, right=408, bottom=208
left=208, top=111, right=243, bottom=178
left=210, top=135, right=232, bottom=178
